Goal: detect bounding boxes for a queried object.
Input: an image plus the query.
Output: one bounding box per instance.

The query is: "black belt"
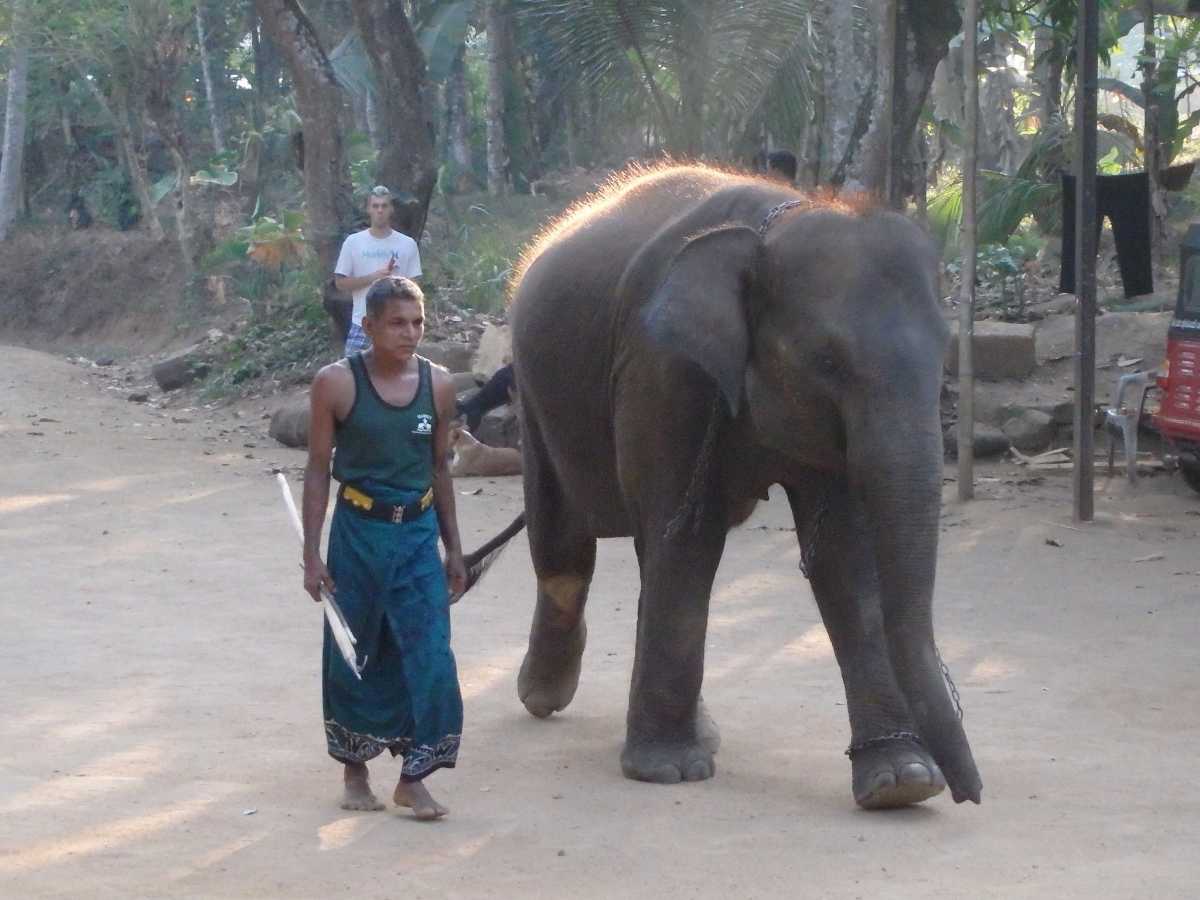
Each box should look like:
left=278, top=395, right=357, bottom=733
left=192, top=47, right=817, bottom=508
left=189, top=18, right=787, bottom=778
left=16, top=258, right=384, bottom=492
left=338, top=484, right=434, bottom=523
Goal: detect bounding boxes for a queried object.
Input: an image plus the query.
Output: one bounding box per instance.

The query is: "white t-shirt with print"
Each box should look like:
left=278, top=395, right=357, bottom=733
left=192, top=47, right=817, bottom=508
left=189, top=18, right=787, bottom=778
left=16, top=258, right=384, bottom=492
left=334, top=229, right=422, bottom=325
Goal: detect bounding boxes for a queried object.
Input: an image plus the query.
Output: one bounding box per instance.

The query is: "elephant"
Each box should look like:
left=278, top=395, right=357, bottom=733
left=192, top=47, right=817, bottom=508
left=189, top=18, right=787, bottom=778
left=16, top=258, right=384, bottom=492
left=505, top=163, right=981, bottom=809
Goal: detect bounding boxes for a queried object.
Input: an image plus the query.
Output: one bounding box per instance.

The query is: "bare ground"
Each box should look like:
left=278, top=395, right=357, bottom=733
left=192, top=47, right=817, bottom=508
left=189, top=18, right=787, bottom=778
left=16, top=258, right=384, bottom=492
left=1, top=345, right=1198, bottom=899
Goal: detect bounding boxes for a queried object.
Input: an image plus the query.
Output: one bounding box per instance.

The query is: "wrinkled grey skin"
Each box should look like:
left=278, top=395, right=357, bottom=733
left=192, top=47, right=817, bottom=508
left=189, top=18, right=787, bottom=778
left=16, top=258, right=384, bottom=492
left=509, top=165, right=981, bottom=808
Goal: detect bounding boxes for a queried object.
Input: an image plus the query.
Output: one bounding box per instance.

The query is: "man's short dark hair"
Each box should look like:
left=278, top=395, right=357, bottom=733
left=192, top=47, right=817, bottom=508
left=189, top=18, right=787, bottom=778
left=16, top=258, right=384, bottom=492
left=365, top=276, right=424, bottom=318
left=767, top=150, right=798, bottom=183
left=367, top=185, right=393, bottom=204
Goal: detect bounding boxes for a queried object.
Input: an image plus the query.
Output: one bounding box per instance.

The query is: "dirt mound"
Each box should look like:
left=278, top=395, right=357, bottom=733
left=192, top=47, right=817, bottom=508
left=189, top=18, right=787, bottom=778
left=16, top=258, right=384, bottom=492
left=0, top=226, right=187, bottom=354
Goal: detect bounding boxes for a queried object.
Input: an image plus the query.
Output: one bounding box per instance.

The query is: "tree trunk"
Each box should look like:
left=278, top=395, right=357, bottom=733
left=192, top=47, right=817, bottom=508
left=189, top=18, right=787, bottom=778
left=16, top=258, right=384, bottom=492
left=250, top=17, right=266, bottom=130
left=816, top=0, right=875, bottom=187
left=255, top=0, right=353, bottom=276
left=349, top=0, right=438, bottom=241
left=364, top=90, right=382, bottom=149
left=485, top=0, right=509, bottom=196
left=196, top=3, right=226, bottom=155
left=1032, top=17, right=1064, bottom=127
left=110, top=83, right=165, bottom=240
left=0, top=0, right=31, bottom=242
left=855, top=0, right=900, bottom=201
left=676, top=1, right=712, bottom=157
left=1140, top=2, right=1167, bottom=258
left=169, top=147, right=196, bottom=282
left=446, top=44, right=473, bottom=189
left=887, top=0, right=961, bottom=200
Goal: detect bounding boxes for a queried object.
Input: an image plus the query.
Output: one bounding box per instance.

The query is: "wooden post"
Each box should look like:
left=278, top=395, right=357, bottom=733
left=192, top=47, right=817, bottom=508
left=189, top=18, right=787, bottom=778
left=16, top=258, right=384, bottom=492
left=1073, top=0, right=1100, bottom=522
left=957, top=0, right=979, bottom=502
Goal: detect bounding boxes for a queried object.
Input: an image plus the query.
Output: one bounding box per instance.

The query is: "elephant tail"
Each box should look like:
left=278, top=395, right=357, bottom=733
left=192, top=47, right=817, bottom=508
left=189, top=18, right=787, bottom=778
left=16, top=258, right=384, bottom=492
left=451, top=512, right=527, bottom=603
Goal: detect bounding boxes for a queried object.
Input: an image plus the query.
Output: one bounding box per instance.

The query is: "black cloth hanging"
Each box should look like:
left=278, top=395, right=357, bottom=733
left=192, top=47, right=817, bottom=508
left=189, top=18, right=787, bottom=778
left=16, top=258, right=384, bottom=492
left=1059, top=171, right=1154, bottom=298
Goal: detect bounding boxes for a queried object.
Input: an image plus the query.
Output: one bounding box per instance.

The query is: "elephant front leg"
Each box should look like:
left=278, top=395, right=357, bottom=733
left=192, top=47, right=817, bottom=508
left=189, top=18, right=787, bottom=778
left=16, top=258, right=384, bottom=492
left=621, top=526, right=725, bottom=784
left=785, top=483, right=946, bottom=810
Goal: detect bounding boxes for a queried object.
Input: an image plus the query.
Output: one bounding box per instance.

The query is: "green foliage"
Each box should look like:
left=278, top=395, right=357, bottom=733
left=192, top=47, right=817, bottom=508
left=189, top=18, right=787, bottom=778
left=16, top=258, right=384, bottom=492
left=79, top=161, right=135, bottom=229
left=424, top=194, right=554, bottom=314
left=203, top=261, right=331, bottom=398
left=237, top=210, right=308, bottom=271
left=946, top=233, right=1040, bottom=318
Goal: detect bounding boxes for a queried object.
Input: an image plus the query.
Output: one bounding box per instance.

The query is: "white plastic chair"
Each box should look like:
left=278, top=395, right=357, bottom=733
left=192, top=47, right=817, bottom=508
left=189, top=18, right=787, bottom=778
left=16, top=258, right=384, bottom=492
left=1103, top=371, right=1151, bottom=484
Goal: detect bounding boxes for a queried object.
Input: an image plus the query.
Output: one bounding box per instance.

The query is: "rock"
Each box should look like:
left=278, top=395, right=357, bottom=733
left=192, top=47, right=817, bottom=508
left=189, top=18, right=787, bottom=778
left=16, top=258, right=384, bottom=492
left=944, top=424, right=1011, bottom=459
left=152, top=346, right=211, bottom=391
left=269, top=396, right=311, bottom=448
left=474, top=405, right=520, bottom=449
left=473, top=323, right=512, bottom=376
left=946, top=322, right=1037, bottom=379
left=421, top=340, right=475, bottom=373
left=1002, top=408, right=1055, bottom=453
left=96, top=357, right=115, bottom=367
left=453, top=371, right=484, bottom=394
left=128, top=392, right=150, bottom=403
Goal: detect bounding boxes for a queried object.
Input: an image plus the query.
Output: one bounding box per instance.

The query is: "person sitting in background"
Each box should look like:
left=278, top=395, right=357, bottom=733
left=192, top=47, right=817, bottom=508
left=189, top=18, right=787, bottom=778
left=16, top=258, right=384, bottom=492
left=456, top=363, right=515, bottom=433
left=765, top=150, right=798, bottom=185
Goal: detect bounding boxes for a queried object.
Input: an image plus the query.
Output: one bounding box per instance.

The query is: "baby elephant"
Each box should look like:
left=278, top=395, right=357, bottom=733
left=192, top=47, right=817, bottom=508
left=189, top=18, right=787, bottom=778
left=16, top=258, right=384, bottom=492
left=503, top=162, right=981, bottom=809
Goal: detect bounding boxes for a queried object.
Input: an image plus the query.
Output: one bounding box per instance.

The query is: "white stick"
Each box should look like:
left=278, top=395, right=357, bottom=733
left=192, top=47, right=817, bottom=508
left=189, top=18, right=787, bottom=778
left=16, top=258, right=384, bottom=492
left=276, top=473, right=362, bottom=679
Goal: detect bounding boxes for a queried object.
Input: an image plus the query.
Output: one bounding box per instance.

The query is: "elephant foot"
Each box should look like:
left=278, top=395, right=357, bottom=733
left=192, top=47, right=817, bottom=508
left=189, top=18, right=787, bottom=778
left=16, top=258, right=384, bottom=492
left=850, top=738, right=946, bottom=810
left=694, top=697, right=721, bottom=755
left=518, top=621, right=586, bottom=718
left=621, top=706, right=720, bottom=784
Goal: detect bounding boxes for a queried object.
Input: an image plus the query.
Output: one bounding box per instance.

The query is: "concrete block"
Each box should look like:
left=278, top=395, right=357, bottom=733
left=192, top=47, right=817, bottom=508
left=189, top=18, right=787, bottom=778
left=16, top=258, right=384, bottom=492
left=422, top=340, right=475, bottom=373
left=946, top=322, right=1037, bottom=379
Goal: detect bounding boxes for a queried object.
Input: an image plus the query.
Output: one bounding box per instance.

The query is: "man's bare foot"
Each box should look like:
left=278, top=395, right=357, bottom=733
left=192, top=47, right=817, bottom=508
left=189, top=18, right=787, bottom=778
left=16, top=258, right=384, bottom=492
left=393, top=778, right=449, bottom=820
left=340, top=762, right=386, bottom=811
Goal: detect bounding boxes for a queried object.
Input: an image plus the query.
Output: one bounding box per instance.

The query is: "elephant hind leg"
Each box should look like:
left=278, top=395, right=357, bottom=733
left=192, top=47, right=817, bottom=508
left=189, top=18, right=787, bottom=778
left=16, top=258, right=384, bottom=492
left=517, top=421, right=597, bottom=719
left=785, top=481, right=946, bottom=810
left=519, top=569, right=594, bottom=718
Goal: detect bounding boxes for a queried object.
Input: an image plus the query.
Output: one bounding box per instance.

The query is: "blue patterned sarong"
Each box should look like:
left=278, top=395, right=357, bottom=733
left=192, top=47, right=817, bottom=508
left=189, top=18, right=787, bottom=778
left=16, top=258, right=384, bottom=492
left=323, top=480, right=462, bottom=781
left=343, top=322, right=371, bottom=356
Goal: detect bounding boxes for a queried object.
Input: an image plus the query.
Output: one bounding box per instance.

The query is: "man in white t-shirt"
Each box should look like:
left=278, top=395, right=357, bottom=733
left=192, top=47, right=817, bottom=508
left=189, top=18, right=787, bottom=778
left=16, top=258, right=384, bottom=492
left=334, top=185, right=422, bottom=356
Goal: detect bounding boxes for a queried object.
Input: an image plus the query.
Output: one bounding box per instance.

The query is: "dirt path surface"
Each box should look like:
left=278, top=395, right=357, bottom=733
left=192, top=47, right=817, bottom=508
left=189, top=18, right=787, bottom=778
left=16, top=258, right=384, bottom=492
left=2, top=345, right=1198, bottom=899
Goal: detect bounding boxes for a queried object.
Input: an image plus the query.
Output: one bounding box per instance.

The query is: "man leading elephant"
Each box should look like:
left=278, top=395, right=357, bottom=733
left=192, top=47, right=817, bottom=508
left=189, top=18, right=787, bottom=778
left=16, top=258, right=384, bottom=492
left=502, top=163, right=981, bottom=810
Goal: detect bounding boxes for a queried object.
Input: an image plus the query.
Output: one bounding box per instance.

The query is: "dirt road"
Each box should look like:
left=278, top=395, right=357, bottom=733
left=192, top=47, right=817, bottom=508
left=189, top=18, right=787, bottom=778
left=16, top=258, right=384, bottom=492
left=1, top=346, right=1198, bottom=899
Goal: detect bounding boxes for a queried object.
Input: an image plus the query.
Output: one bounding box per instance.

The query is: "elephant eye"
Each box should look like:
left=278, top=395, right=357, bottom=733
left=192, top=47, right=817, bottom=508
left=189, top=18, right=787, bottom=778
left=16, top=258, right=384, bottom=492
left=815, top=352, right=842, bottom=378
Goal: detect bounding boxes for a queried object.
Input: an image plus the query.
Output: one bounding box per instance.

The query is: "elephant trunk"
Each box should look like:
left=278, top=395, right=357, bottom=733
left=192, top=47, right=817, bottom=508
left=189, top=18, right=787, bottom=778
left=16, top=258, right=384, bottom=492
left=849, top=405, right=982, bottom=804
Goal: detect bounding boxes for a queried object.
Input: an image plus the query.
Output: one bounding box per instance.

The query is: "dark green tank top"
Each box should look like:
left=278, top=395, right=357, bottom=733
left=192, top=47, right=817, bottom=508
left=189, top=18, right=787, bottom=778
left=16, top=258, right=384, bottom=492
left=332, top=354, right=436, bottom=491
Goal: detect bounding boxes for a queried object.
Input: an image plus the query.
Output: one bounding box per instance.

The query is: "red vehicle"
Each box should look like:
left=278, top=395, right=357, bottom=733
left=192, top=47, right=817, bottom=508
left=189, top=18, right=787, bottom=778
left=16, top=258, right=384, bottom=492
left=1151, top=224, right=1200, bottom=493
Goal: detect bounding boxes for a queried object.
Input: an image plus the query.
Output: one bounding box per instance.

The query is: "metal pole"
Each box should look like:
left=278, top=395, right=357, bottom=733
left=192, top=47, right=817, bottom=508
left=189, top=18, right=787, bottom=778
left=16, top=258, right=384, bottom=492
left=1073, top=0, right=1099, bottom=522
left=957, top=0, right=979, bottom=502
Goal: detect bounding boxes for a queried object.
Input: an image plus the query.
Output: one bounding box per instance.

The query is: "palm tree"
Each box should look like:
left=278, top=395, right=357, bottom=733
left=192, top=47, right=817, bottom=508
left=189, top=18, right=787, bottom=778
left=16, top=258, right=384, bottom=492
left=514, top=0, right=821, bottom=161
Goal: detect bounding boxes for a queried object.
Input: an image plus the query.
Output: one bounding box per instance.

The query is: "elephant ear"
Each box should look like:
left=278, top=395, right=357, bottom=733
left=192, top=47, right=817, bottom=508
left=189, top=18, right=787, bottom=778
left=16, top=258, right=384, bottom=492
left=641, top=226, right=763, bottom=417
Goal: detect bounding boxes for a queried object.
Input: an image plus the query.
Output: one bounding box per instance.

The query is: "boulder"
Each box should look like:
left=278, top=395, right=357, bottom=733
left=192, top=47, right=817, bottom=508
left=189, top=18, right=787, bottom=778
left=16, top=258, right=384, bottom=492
left=452, top=371, right=484, bottom=394
left=946, top=322, right=1037, bottom=379
left=269, top=396, right=311, bottom=448
left=1002, top=408, right=1055, bottom=453
left=944, top=424, right=1011, bottom=460
left=473, top=323, right=512, bottom=376
left=421, top=340, right=475, bottom=373
left=475, top=404, right=521, bottom=449
left=152, top=346, right=211, bottom=391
